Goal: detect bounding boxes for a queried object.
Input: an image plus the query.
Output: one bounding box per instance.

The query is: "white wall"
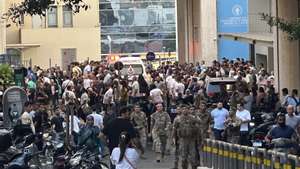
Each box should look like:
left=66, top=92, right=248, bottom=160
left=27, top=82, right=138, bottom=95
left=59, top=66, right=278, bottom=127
left=249, top=0, right=272, bottom=33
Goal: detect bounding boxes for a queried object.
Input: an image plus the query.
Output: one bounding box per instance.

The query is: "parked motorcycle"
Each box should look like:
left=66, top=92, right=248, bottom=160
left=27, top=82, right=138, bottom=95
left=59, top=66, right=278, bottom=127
left=67, top=147, right=109, bottom=169
left=249, top=112, right=276, bottom=148
left=0, top=132, right=42, bottom=169
left=42, top=132, right=66, bottom=169
left=269, top=138, right=300, bottom=155
left=6, top=143, right=41, bottom=169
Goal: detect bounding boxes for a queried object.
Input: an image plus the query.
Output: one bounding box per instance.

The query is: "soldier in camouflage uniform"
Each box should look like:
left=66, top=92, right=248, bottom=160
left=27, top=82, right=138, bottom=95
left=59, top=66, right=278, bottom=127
left=131, top=104, right=148, bottom=151
left=196, top=102, right=212, bottom=147
left=171, top=106, right=182, bottom=169
left=151, top=103, right=172, bottom=162
left=173, top=105, right=201, bottom=169
left=194, top=89, right=208, bottom=109
left=195, top=102, right=212, bottom=166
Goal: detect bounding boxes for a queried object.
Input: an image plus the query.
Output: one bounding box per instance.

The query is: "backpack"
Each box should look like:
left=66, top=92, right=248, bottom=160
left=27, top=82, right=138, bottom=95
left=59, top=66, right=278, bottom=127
left=291, top=96, right=300, bottom=106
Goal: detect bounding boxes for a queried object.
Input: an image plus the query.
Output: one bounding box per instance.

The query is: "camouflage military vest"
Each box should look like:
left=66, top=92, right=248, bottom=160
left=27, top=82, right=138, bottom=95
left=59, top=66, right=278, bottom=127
left=132, top=112, right=146, bottom=128
left=153, top=112, right=169, bottom=136
left=178, top=116, right=198, bottom=138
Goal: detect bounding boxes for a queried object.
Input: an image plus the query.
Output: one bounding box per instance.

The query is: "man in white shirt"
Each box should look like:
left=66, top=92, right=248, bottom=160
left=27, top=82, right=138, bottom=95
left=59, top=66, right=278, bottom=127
left=68, top=114, right=81, bottom=145
left=90, top=110, right=104, bottom=130
left=62, top=86, right=76, bottom=105
left=62, top=77, right=74, bottom=90
left=83, top=62, right=92, bottom=74
left=166, top=75, right=176, bottom=96
left=210, top=102, right=229, bottom=141
left=83, top=75, right=93, bottom=90
left=236, top=103, right=251, bottom=145
left=174, top=79, right=185, bottom=98
left=131, top=76, right=140, bottom=97
left=285, top=105, right=300, bottom=130
left=281, top=88, right=294, bottom=108
left=103, top=85, right=114, bottom=112
left=150, top=84, right=163, bottom=104
left=103, top=70, right=112, bottom=85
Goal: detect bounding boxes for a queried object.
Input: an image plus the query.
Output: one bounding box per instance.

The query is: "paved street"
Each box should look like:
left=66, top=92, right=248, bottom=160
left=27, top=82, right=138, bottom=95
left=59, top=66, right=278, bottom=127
left=138, top=148, right=174, bottom=169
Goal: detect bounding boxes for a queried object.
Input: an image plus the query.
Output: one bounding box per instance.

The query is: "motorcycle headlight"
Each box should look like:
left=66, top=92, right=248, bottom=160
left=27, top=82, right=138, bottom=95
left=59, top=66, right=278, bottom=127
left=24, top=144, right=33, bottom=154
left=43, top=133, right=49, bottom=139
left=70, top=156, right=81, bottom=166
left=55, top=143, right=64, bottom=149
left=250, top=122, right=255, bottom=127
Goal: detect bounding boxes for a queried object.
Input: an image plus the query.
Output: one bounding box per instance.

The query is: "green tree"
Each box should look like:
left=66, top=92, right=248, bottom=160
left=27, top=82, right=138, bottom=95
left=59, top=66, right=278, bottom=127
left=4, top=0, right=89, bottom=25
left=0, top=64, right=14, bottom=89
left=262, top=13, right=300, bottom=40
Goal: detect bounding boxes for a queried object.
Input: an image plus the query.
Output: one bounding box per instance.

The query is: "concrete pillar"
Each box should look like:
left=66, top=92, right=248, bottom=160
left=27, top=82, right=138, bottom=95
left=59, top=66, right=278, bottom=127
left=267, top=47, right=274, bottom=72
left=273, top=0, right=300, bottom=93
left=192, top=0, right=201, bottom=63
left=177, top=0, right=189, bottom=63
left=199, top=0, right=218, bottom=65
left=0, top=0, right=6, bottom=55
left=177, top=0, right=217, bottom=64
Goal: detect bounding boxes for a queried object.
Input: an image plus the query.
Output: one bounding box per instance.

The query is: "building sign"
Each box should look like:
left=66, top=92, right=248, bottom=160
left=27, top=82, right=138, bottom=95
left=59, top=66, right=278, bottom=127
left=217, top=0, right=249, bottom=60
left=2, top=86, right=28, bottom=129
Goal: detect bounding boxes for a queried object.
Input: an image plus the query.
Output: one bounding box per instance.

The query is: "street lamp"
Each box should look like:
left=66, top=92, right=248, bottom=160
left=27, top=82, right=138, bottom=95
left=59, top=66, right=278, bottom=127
left=162, top=46, right=166, bottom=64
left=107, top=35, right=112, bottom=54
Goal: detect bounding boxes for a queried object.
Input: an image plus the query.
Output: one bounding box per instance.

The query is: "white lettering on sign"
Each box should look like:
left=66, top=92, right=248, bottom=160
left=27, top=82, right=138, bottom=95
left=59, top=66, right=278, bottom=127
left=7, top=91, right=21, bottom=102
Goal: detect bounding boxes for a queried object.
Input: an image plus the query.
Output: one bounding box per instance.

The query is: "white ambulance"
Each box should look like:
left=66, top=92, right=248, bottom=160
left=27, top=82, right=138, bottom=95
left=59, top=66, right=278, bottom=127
left=118, top=57, right=147, bottom=79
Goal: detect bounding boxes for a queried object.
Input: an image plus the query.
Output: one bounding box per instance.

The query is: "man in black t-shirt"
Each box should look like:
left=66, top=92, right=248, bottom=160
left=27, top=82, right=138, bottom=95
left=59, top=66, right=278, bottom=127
left=103, top=106, right=144, bottom=169
left=50, top=109, right=64, bottom=133
left=33, top=105, right=49, bottom=133
left=103, top=106, right=139, bottom=152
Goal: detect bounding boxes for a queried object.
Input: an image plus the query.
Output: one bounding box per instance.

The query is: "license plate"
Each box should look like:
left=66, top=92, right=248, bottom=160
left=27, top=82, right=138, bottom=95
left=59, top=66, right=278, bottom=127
left=253, top=141, right=262, bottom=147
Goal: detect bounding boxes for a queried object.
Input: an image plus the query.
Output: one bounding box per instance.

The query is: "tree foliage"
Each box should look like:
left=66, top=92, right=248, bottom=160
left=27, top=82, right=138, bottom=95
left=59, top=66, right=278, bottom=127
left=0, top=64, right=14, bottom=87
left=3, top=0, right=89, bottom=25
left=261, top=13, right=300, bottom=40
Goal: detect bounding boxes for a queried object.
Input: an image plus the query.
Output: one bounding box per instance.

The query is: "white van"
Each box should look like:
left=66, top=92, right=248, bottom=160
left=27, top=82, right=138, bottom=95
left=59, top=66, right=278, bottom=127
left=118, top=57, right=147, bottom=78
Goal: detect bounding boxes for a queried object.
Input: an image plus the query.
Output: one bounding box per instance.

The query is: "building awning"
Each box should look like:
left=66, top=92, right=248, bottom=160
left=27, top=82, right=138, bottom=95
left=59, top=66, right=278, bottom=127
left=6, top=43, right=40, bottom=49
left=218, top=32, right=273, bottom=47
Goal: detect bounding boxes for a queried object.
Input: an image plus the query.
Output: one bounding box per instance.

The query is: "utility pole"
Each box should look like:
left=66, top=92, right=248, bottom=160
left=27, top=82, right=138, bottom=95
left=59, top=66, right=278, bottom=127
left=0, top=0, right=6, bottom=55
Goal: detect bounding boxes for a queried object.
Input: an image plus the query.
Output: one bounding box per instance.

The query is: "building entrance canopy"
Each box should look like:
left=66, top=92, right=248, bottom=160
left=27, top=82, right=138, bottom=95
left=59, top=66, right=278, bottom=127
left=6, top=44, right=40, bottom=49
left=218, top=32, right=273, bottom=47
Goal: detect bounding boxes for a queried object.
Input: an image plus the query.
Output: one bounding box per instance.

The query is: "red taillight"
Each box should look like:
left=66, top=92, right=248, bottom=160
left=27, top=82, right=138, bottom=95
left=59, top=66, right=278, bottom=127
left=255, top=134, right=265, bottom=140
left=208, top=92, right=214, bottom=97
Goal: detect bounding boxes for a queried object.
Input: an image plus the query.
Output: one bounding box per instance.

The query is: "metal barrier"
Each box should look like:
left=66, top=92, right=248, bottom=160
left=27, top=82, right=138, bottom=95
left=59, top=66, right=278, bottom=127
left=202, top=139, right=300, bottom=169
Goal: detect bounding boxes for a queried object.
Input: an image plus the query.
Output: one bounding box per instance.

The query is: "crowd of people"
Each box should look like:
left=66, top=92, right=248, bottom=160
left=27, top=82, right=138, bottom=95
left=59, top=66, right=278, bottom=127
left=4, top=58, right=300, bottom=169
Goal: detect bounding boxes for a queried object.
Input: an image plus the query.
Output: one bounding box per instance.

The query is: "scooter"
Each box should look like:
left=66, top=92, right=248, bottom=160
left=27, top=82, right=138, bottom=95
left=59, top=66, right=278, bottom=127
left=1, top=133, right=42, bottom=169
left=67, top=147, right=109, bottom=169
left=249, top=112, right=276, bottom=148
left=6, top=144, right=41, bottom=169
left=269, top=138, right=300, bottom=155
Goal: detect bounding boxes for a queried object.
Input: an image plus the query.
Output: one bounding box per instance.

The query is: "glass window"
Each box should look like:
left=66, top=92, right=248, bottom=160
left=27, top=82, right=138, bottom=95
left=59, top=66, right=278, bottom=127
left=99, top=3, right=113, bottom=10
left=47, top=6, right=58, bottom=27
left=101, top=42, right=109, bottom=54
left=100, top=10, right=119, bottom=26
left=120, top=64, right=144, bottom=76
left=99, top=0, right=177, bottom=55
left=145, top=40, right=163, bottom=52
left=63, top=6, right=73, bottom=27
left=119, top=10, right=134, bottom=26
left=32, top=15, right=42, bottom=29
left=162, top=40, right=176, bottom=52
left=136, top=33, right=149, bottom=39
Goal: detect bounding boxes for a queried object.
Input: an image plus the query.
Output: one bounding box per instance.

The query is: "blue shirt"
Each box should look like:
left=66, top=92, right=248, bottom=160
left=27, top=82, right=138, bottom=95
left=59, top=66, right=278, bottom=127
left=211, top=108, right=229, bottom=130
left=269, top=125, right=295, bottom=139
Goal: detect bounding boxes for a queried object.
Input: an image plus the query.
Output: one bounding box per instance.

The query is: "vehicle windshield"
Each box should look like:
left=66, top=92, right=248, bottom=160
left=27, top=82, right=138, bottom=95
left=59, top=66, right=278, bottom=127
left=120, top=64, right=143, bottom=76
